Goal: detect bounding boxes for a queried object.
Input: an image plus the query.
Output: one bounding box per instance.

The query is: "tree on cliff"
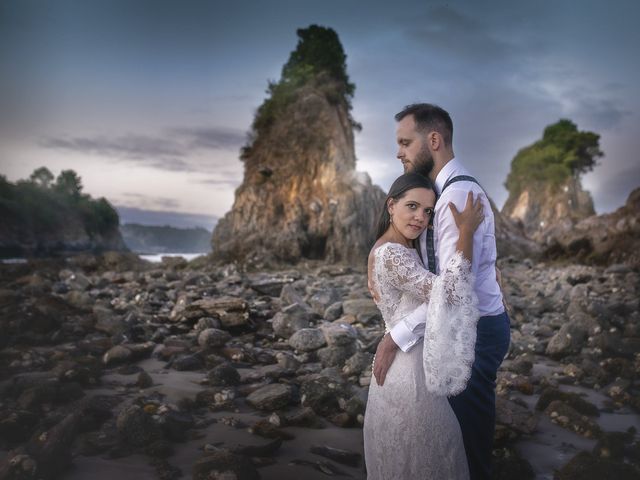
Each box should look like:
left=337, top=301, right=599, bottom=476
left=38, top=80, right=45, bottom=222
left=250, top=25, right=358, bottom=139
left=54, top=169, right=84, bottom=199
left=504, top=119, right=603, bottom=197
left=29, top=167, right=54, bottom=188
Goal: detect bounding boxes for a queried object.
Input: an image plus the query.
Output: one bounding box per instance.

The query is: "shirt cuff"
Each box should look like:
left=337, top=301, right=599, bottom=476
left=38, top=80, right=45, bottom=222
left=403, top=302, right=428, bottom=330
left=390, top=320, right=421, bottom=353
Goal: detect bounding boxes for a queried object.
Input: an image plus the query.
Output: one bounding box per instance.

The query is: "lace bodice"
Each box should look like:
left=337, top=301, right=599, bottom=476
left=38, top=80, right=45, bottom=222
left=372, top=242, right=479, bottom=395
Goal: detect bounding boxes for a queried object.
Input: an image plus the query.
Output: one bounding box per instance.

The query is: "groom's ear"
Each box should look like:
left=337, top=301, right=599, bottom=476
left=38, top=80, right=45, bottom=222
left=428, top=131, right=442, bottom=151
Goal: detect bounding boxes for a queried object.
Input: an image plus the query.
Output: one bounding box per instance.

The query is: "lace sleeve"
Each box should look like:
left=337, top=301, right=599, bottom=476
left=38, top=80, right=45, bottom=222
left=373, top=242, right=479, bottom=396
left=374, top=242, right=436, bottom=301
left=423, top=251, right=479, bottom=396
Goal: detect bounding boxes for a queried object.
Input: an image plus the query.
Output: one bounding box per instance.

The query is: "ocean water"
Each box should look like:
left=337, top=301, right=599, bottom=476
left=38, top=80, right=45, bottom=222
left=0, top=258, right=28, bottom=264
left=0, top=253, right=208, bottom=264
left=138, top=252, right=206, bottom=263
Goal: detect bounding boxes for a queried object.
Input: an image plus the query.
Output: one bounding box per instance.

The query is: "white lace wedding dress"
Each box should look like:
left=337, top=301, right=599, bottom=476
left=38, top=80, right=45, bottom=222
left=363, top=242, right=479, bottom=480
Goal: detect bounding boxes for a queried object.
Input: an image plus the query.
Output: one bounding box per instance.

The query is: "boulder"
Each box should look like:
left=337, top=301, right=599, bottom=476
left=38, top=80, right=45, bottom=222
left=300, top=376, right=351, bottom=417
left=308, top=288, right=341, bottom=316
left=341, top=299, right=381, bottom=324
left=198, top=328, right=232, bottom=349
left=320, top=322, right=358, bottom=346
left=192, top=451, right=260, bottom=480
left=289, top=328, right=327, bottom=352
left=116, top=405, right=162, bottom=447
left=246, top=384, right=296, bottom=411
left=271, top=303, right=314, bottom=338
left=545, top=322, right=588, bottom=358
left=208, top=364, right=241, bottom=387
left=317, top=343, right=357, bottom=368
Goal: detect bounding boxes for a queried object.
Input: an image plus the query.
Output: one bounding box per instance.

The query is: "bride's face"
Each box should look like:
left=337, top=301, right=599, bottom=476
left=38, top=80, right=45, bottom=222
left=388, top=187, right=436, bottom=240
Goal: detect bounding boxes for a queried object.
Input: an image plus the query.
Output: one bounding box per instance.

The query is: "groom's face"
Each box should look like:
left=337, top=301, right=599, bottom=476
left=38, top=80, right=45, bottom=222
left=396, top=115, right=434, bottom=177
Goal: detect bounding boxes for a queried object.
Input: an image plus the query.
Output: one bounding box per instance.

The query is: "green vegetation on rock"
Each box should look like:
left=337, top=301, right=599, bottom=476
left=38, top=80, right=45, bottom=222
left=505, top=119, right=603, bottom=196
left=0, top=167, right=119, bottom=238
left=249, top=25, right=358, bottom=141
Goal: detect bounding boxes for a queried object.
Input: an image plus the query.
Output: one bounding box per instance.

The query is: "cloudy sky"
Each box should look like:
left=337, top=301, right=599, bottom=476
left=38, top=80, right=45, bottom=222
left=1, top=0, right=639, bottom=229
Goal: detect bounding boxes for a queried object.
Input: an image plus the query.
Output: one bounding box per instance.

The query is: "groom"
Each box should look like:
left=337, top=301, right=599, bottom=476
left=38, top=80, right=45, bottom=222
left=373, top=103, right=511, bottom=480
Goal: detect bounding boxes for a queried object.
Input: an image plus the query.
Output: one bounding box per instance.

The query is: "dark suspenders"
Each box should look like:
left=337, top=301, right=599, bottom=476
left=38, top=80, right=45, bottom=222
left=424, top=174, right=482, bottom=273
left=441, top=174, right=482, bottom=193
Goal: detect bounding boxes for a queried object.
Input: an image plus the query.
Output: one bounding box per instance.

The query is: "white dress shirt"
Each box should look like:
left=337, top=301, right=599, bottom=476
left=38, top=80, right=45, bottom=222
left=390, top=158, right=505, bottom=352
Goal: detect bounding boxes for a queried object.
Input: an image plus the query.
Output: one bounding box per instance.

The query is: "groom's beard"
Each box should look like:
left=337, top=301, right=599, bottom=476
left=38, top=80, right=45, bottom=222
left=410, top=146, right=434, bottom=178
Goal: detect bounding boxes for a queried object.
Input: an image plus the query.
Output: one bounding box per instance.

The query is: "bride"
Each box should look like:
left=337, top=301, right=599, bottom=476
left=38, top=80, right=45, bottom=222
left=364, top=172, right=483, bottom=479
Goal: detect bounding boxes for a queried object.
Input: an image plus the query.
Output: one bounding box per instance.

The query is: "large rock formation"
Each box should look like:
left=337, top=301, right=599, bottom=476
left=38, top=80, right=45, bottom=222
left=501, top=120, right=601, bottom=242
left=502, top=175, right=595, bottom=243
left=499, top=120, right=640, bottom=265
left=0, top=215, right=127, bottom=257
left=212, top=26, right=384, bottom=265
left=543, top=187, right=640, bottom=266
left=491, top=199, right=540, bottom=260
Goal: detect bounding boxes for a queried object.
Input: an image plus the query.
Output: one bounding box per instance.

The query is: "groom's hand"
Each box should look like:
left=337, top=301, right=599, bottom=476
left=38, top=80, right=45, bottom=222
left=373, top=333, right=399, bottom=386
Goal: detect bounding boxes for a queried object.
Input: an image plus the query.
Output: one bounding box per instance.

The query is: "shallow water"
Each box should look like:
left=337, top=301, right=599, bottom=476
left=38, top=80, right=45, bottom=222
left=0, top=258, right=28, bottom=264
left=0, top=252, right=206, bottom=265
left=138, top=253, right=206, bottom=263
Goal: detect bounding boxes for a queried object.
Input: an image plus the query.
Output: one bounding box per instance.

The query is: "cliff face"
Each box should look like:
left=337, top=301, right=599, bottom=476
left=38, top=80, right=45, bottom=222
left=0, top=175, right=127, bottom=257
left=0, top=216, right=127, bottom=257
left=491, top=199, right=541, bottom=260
left=501, top=119, right=601, bottom=243
left=502, top=175, right=595, bottom=243
left=543, top=187, right=640, bottom=266
left=212, top=82, right=384, bottom=265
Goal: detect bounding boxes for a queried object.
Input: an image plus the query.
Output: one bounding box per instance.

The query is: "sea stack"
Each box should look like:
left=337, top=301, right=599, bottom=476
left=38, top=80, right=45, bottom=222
left=501, top=119, right=600, bottom=243
left=211, top=25, right=385, bottom=265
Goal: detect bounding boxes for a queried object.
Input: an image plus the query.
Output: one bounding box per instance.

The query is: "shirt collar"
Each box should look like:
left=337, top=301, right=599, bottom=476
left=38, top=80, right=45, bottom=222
left=434, top=157, right=463, bottom=195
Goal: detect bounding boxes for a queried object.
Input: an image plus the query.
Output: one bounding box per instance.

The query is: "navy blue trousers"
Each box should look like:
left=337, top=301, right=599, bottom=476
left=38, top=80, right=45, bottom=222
left=448, top=311, right=511, bottom=480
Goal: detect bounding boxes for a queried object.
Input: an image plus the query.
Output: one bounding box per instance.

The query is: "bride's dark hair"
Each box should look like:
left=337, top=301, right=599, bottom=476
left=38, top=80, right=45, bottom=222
left=375, top=173, right=435, bottom=241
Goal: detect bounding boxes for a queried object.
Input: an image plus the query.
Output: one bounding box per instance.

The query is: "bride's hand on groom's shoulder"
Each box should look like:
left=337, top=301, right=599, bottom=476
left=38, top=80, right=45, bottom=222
left=449, top=191, right=484, bottom=235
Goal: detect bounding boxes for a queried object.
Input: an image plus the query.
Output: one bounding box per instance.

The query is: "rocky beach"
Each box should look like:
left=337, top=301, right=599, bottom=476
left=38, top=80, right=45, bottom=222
left=0, top=250, right=638, bottom=479
left=2, top=23, right=639, bottom=480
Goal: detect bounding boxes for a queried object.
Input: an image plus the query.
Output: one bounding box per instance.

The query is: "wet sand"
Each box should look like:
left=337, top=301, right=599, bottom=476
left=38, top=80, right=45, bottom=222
left=62, top=357, right=367, bottom=480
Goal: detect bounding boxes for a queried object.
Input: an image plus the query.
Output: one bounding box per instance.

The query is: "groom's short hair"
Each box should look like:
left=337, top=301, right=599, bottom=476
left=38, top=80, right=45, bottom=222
left=395, top=103, right=453, bottom=146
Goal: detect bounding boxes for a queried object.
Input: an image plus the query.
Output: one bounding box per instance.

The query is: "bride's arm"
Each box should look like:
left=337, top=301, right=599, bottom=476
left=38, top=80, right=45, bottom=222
left=374, top=248, right=476, bottom=385
left=383, top=193, right=482, bottom=352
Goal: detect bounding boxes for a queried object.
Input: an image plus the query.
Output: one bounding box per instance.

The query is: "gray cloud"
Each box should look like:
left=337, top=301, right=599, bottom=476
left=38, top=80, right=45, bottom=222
left=147, top=157, right=194, bottom=172
left=195, top=177, right=241, bottom=187
left=586, top=163, right=640, bottom=213
left=405, top=6, right=518, bottom=65
left=571, top=96, right=631, bottom=131
left=38, top=125, right=246, bottom=172
left=169, top=127, right=246, bottom=150
left=121, top=192, right=181, bottom=209
left=40, top=134, right=184, bottom=159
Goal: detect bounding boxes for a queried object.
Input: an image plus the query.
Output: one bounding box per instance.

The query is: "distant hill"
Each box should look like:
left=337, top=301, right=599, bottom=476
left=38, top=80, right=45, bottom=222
left=120, top=223, right=212, bottom=254
left=116, top=205, right=218, bottom=230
